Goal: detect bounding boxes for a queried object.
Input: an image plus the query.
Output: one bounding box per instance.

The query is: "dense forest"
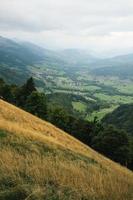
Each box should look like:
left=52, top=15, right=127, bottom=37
left=0, top=77, right=133, bottom=170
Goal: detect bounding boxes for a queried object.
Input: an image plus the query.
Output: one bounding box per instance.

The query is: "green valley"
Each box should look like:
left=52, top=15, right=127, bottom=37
left=0, top=36, right=133, bottom=121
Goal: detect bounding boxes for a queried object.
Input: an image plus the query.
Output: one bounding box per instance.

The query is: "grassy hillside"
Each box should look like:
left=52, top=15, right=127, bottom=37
left=0, top=100, right=133, bottom=200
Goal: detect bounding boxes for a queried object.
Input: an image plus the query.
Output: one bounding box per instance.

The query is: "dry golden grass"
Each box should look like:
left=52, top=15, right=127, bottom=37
left=0, top=99, right=133, bottom=200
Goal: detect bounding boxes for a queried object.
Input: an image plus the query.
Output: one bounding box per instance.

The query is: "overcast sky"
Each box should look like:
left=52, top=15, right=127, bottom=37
left=0, top=0, right=133, bottom=57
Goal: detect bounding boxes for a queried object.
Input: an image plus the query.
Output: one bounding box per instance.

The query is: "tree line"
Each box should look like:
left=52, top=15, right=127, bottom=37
left=0, top=77, right=132, bottom=170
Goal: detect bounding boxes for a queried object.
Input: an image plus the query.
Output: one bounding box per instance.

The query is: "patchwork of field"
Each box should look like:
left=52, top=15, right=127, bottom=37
left=30, top=65, right=133, bottom=121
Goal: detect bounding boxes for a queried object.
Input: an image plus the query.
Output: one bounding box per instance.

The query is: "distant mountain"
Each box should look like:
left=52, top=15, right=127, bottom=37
left=58, top=49, right=98, bottom=67
left=0, top=36, right=45, bottom=67
left=0, top=36, right=44, bottom=84
left=91, top=54, right=133, bottom=78
left=102, top=104, right=133, bottom=136
left=1, top=35, right=133, bottom=85
left=0, top=36, right=66, bottom=84
left=0, top=36, right=99, bottom=85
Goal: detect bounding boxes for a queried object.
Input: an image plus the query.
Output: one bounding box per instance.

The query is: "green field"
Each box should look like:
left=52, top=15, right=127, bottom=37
left=86, top=105, right=118, bottom=121
left=30, top=65, right=133, bottom=121
left=72, top=101, right=87, bottom=113
left=94, top=93, right=133, bottom=104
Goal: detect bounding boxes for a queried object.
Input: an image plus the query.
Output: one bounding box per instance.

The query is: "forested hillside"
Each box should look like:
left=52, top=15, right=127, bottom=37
left=103, top=104, right=133, bottom=136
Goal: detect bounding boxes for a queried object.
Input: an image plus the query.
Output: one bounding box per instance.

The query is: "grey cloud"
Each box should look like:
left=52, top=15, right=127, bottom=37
left=0, top=0, right=133, bottom=56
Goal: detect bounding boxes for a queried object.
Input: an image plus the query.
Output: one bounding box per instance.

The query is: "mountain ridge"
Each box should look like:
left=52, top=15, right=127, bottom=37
left=1, top=35, right=133, bottom=85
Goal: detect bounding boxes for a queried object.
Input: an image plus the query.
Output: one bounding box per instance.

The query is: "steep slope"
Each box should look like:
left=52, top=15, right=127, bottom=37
left=102, top=104, right=133, bottom=136
left=0, top=99, right=133, bottom=200
left=0, top=36, right=45, bottom=67
left=0, top=36, right=44, bottom=84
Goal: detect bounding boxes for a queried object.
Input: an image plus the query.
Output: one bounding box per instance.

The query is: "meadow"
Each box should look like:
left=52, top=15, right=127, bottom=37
left=0, top=99, right=133, bottom=200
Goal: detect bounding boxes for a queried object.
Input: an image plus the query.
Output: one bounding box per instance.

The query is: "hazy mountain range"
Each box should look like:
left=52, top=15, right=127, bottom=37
left=0, top=36, right=133, bottom=84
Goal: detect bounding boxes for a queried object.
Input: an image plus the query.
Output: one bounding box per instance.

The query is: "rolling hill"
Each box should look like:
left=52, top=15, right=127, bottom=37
left=0, top=36, right=66, bottom=85
left=58, top=49, right=97, bottom=67
left=0, top=36, right=45, bottom=67
left=0, top=99, right=133, bottom=200
left=102, top=103, right=133, bottom=136
left=0, top=36, right=44, bottom=84
left=0, top=36, right=98, bottom=86
left=1, top=36, right=133, bottom=83
left=91, top=54, right=133, bottom=78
